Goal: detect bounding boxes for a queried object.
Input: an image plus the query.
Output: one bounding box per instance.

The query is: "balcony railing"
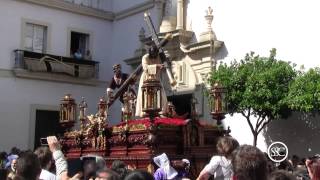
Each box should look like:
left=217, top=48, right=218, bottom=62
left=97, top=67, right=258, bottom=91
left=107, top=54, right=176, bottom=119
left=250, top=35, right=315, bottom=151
left=14, top=50, right=99, bottom=79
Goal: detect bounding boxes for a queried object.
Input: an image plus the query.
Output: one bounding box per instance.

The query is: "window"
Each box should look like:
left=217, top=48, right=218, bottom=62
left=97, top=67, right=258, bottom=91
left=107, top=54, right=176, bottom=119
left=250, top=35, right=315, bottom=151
left=70, top=31, right=90, bottom=59
left=24, top=23, right=47, bottom=53
left=178, top=62, right=187, bottom=84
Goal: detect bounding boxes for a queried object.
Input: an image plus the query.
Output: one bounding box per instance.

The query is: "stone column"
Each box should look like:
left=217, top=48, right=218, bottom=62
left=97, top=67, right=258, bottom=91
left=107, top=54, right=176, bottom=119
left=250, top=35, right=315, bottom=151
left=199, top=6, right=216, bottom=41
left=176, top=0, right=184, bottom=30
left=160, top=0, right=177, bottom=32
left=155, top=0, right=165, bottom=29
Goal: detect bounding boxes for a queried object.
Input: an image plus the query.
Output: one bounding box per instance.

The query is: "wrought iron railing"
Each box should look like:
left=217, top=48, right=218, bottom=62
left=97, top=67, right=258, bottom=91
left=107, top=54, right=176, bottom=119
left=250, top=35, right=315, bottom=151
left=14, top=50, right=99, bottom=79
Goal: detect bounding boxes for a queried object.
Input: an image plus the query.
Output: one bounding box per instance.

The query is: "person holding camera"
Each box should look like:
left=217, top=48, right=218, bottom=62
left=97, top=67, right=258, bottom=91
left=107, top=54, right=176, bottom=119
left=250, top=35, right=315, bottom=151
left=34, top=146, right=56, bottom=180
left=35, top=136, right=81, bottom=180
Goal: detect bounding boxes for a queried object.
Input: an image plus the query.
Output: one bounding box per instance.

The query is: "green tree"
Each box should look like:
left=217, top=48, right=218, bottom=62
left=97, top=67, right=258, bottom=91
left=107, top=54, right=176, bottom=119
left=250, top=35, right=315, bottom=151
left=209, top=49, right=297, bottom=146
left=285, top=67, right=320, bottom=113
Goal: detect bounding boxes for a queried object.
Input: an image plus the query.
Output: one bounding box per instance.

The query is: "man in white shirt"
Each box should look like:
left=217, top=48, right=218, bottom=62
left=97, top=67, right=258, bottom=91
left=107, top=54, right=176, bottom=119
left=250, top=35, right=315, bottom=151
left=34, top=146, right=56, bottom=180
left=196, top=136, right=239, bottom=180
left=34, top=136, right=69, bottom=180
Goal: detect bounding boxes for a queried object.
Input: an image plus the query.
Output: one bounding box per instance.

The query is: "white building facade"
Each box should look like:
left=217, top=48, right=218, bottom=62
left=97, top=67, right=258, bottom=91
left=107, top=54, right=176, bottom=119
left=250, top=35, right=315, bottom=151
left=1, top=0, right=320, bottom=156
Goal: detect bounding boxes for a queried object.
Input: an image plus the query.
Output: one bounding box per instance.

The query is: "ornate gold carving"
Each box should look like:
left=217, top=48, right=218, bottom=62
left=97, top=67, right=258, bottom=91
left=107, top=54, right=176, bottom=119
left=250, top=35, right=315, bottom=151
left=129, top=124, right=147, bottom=131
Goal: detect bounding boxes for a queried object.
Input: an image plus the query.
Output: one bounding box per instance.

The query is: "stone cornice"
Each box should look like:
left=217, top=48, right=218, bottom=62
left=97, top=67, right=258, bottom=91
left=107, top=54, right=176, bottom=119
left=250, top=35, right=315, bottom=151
left=15, top=0, right=155, bottom=21
left=180, top=40, right=224, bottom=54
left=13, top=68, right=107, bottom=87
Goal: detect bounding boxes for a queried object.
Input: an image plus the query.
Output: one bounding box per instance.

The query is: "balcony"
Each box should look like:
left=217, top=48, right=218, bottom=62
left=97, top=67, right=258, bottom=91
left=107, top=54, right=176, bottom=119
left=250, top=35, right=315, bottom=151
left=14, top=50, right=102, bottom=86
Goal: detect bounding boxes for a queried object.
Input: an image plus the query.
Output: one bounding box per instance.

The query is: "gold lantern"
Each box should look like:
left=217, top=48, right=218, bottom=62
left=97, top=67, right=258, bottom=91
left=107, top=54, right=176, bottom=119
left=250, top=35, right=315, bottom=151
left=210, top=82, right=227, bottom=125
left=60, top=94, right=76, bottom=123
left=141, top=76, right=162, bottom=121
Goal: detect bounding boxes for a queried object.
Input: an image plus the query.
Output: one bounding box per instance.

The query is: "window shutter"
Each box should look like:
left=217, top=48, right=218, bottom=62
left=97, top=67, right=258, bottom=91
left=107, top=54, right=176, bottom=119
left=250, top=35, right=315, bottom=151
left=24, top=23, right=34, bottom=51
left=33, top=25, right=44, bottom=53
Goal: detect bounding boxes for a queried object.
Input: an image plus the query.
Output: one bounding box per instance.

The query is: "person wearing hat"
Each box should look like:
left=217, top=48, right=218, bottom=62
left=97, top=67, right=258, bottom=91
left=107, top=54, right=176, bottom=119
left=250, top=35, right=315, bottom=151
left=153, top=153, right=178, bottom=180
left=6, top=154, right=18, bottom=179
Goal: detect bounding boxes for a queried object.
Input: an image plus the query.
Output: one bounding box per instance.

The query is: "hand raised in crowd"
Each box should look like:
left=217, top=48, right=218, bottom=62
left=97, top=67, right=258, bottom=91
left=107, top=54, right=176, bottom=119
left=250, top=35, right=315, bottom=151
left=157, top=64, right=165, bottom=70
left=47, top=136, right=61, bottom=153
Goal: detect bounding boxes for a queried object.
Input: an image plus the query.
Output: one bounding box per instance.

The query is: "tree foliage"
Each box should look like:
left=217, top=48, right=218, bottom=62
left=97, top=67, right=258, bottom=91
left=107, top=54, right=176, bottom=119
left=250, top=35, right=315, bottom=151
left=209, top=49, right=297, bottom=146
left=285, top=67, right=320, bottom=113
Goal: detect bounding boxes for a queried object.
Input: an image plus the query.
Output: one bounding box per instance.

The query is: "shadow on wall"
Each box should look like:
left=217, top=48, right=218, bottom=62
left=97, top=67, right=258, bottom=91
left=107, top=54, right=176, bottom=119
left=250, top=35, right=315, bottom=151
left=214, top=43, right=228, bottom=62
left=263, top=112, right=320, bottom=157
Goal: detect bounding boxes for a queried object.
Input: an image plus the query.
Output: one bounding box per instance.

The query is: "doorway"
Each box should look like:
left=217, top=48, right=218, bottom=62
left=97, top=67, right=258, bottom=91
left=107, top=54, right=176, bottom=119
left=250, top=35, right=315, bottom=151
left=34, top=110, right=59, bottom=149
left=167, top=94, right=192, bottom=119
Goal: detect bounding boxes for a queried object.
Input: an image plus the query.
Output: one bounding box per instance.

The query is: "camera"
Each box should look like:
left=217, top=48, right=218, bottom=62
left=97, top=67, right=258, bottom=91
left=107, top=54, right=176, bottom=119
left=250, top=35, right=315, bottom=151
left=40, top=138, right=48, bottom=146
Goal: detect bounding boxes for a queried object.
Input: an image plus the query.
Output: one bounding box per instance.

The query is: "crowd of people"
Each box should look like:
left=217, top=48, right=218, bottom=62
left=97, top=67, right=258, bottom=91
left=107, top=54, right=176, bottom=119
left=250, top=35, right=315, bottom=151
left=0, top=136, right=319, bottom=180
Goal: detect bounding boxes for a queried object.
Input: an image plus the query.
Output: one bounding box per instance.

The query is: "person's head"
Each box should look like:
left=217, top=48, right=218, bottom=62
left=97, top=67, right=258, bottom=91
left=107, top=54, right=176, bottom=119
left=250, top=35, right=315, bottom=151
left=124, top=170, right=154, bottom=180
left=306, top=155, right=320, bottom=180
left=5, top=154, right=19, bottom=171
left=111, top=160, right=126, bottom=170
left=0, top=151, right=7, bottom=160
left=153, top=153, right=178, bottom=179
left=95, top=155, right=107, bottom=172
left=268, top=170, right=295, bottom=180
left=216, top=136, right=239, bottom=158
left=113, top=64, right=122, bottom=76
left=82, top=157, right=97, bottom=180
left=278, top=159, right=293, bottom=171
left=232, top=145, right=268, bottom=180
left=148, top=45, right=159, bottom=59
left=15, top=152, right=41, bottom=180
left=292, top=155, right=300, bottom=163
left=111, top=160, right=129, bottom=179
left=11, top=159, right=18, bottom=172
left=34, top=146, right=53, bottom=170
left=95, top=167, right=120, bottom=180
left=10, top=147, right=21, bottom=156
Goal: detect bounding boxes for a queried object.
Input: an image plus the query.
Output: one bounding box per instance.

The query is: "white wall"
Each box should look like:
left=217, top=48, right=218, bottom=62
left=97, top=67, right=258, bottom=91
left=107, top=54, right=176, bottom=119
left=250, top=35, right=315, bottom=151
left=0, top=0, right=111, bottom=151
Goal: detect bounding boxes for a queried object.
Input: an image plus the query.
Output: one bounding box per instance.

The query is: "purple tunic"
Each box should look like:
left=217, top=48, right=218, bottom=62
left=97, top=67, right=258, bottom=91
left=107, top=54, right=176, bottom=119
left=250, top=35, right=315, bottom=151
left=154, top=168, right=166, bottom=180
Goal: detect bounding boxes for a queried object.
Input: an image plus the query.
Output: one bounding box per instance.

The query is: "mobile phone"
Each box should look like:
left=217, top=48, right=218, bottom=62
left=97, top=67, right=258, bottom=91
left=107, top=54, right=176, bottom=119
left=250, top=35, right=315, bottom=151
left=40, top=138, right=48, bottom=146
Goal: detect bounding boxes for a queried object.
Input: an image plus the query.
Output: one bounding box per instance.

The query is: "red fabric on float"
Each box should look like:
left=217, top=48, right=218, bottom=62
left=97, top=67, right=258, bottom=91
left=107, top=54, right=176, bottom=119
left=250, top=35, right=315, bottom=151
left=115, top=117, right=188, bottom=127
